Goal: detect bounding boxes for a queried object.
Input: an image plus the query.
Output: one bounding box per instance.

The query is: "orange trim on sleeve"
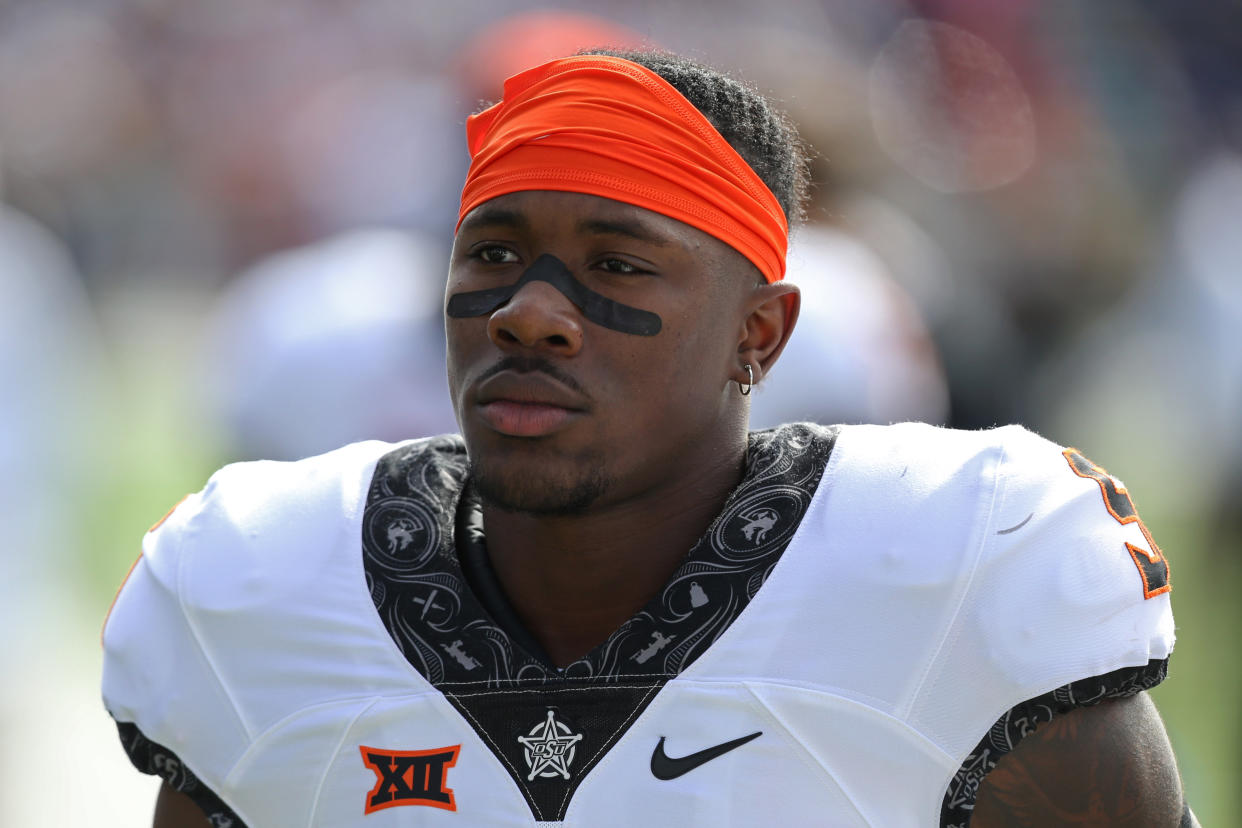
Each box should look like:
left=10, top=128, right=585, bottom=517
left=459, top=55, right=789, bottom=282
left=100, top=552, right=143, bottom=647
left=148, top=494, right=190, bottom=534
left=101, top=495, right=192, bottom=646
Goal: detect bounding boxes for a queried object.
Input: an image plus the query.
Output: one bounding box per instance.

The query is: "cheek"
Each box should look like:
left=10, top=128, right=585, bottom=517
left=665, top=303, right=736, bottom=376
left=632, top=308, right=735, bottom=409
left=444, top=318, right=485, bottom=392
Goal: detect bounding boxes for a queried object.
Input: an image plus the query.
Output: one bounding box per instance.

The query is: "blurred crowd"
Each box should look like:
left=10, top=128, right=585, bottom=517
left=1, top=0, right=1238, bottom=823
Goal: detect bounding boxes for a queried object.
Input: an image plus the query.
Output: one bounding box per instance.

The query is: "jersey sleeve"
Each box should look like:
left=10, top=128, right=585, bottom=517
left=101, top=487, right=252, bottom=822
left=114, top=721, right=247, bottom=827
left=932, top=427, right=1177, bottom=827
left=979, top=426, right=1174, bottom=682
left=910, top=425, right=1175, bottom=759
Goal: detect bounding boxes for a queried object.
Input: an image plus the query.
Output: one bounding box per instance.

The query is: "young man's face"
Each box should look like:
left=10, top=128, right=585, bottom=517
left=445, top=190, right=756, bottom=515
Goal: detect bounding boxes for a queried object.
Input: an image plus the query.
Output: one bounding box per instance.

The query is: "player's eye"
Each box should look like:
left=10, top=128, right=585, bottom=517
left=596, top=257, right=647, bottom=275
left=475, top=245, right=519, bottom=264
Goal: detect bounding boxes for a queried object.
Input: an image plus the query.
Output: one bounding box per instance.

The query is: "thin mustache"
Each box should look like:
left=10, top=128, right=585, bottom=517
left=476, top=356, right=590, bottom=400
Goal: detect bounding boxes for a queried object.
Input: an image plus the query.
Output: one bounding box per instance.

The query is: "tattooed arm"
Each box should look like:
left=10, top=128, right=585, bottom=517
left=971, top=692, right=1196, bottom=827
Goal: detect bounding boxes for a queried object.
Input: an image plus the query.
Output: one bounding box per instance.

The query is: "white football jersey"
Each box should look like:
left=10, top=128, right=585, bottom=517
left=102, top=423, right=1174, bottom=827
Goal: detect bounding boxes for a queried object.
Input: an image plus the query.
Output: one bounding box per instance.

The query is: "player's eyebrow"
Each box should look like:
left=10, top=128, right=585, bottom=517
left=458, top=206, right=530, bottom=234
left=576, top=217, right=672, bottom=247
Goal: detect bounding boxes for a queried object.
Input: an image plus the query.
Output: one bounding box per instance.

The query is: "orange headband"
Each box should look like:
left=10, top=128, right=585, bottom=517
left=459, top=55, right=789, bottom=283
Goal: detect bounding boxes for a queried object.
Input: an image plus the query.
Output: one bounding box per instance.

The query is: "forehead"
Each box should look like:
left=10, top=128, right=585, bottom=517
left=457, top=191, right=730, bottom=256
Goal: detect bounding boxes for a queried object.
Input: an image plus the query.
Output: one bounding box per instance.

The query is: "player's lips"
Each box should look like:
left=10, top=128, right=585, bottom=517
left=474, top=371, right=588, bottom=437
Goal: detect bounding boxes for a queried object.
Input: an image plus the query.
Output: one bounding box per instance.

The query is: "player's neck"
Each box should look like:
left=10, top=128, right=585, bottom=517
left=480, top=438, right=747, bottom=668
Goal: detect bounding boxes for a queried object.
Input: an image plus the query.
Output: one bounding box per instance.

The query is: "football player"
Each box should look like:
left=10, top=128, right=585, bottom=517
left=105, top=49, right=1196, bottom=827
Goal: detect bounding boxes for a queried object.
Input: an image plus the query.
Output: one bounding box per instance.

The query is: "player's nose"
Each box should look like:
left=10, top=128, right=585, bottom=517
left=487, top=280, right=584, bottom=356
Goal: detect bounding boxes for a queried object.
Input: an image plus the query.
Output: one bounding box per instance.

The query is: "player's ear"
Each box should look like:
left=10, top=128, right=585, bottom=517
left=735, top=279, right=800, bottom=387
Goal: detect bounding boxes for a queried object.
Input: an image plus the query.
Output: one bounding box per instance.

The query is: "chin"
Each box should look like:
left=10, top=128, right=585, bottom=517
left=469, top=457, right=611, bottom=516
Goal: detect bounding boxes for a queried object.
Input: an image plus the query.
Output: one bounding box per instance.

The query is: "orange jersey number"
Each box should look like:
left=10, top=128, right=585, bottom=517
left=1063, top=449, right=1170, bottom=600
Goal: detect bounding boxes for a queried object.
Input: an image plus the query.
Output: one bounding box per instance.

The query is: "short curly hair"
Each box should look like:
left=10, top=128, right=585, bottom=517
left=580, top=48, right=812, bottom=230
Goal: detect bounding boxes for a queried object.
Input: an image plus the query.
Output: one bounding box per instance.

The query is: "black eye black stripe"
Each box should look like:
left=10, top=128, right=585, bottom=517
left=446, top=254, right=662, bottom=336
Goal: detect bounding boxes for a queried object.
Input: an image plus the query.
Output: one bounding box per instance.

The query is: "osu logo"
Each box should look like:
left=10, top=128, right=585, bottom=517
left=359, top=744, right=460, bottom=814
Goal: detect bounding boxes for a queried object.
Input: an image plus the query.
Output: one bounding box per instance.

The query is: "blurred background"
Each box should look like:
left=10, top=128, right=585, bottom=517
left=1, top=0, right=1237, bottom=823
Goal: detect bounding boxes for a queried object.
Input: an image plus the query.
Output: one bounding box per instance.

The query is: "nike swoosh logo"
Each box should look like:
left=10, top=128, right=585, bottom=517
left=650, top=731, right=763, bottom=780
